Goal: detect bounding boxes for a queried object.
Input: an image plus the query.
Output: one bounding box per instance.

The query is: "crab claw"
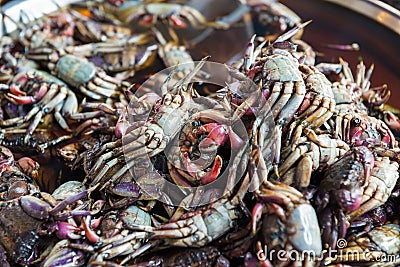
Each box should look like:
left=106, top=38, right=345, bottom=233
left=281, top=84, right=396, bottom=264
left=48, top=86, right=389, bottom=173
left=9, top=84, right=26, bottom=96
left=138, top=14, right=154, bottom=26
left=7, top=83, right=48, bottom=104
left=349, top=125, right=364, bottom=145
left=16, top=157, right=40, bottom=179
left=91, top=217, right=102, bottom=229
left=355, top=146, right=374, bottom=182
left=383, top=110, right=400, bottom=136
left=251, top=203, right=264, bottom=234
left=198, top=123, right=243, bottom=151
left=15, top=72, right=29, bottom=86
left=198, top=123, right=229, bottom=149
left=7, top=94, right=37, bottom=105
left=170, top=14, right=187, bottom=28
left=55, top=222, right=81, bottom=240
left=362, top=84, right=390, bottom=106
left=334, top=188, right=362, bottom=212
left=20, top=195, right=51, bottom=220
left=198, top=155, right=223, bottom=185
left=82, top=216, right=100, bottom=243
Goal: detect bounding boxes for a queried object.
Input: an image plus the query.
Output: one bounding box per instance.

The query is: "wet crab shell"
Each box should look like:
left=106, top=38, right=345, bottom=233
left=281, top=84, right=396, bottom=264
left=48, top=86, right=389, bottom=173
left=121, top=205, right=151, bottom=228
left=261, top=203, right=322, bottom=258
left=55, top=54, right=96, bottom=88
left=51, top=180, right=86, bottom=201
left=263, top=52, right=302, bottom=82
left=367, top=223, right=400, bottom=255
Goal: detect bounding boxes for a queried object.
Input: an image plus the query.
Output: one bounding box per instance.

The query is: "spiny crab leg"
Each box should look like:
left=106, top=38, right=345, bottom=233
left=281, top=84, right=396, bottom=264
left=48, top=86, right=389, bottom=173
left=0, top=116, right=25, bottom=127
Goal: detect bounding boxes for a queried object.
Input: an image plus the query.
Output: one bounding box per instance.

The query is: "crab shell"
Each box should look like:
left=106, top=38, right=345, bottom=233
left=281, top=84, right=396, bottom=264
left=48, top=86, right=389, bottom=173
left=0, top=197, right=43, bottom=264
left=262, top=203, right=322, bottom=256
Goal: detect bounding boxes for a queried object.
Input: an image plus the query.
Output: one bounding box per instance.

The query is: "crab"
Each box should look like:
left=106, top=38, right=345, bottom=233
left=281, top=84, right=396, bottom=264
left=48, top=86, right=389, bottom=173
left=277, top=134, right=350, bottom=188
left=314, top=146, right=374, bottom=249
left=0, top=70, right=79, bottom=142
left=314, top=146, right=399, bottom=249
left=76, top=205, right=152, bottom=265
left=325, top=224, right=400, bottom=266
left=346, top=156, right=399, bottom=221
left=231, top=25, right=336, bottom=176
left=251, top=176, right=322, bottom=267
left=27, top=49, right=124, bottom=100
left=127, top=170, right=251, bottom=249
left=153, top=28, right=210, bottom=79
left=0, top=175, right=94, bottom=265
left=329, top=59, right=395, bottom=148
left=2, top=9, right=76, bottom=50
left=109, top=2, right=227, bottom=29
left=80, top=58, right=212, bottom=191
left=231, top=40, right=306, bottom=174
left=286, top=64, right=336, bottom=150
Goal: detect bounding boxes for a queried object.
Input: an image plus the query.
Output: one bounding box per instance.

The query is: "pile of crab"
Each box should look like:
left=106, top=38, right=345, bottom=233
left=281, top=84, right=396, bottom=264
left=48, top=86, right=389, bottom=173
left=0, top=0, right=399, bottom=266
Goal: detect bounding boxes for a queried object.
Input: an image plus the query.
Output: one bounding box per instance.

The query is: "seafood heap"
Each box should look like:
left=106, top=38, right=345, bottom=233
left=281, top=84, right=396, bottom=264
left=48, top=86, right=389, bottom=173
left=0, top=0, right=399, bottom=266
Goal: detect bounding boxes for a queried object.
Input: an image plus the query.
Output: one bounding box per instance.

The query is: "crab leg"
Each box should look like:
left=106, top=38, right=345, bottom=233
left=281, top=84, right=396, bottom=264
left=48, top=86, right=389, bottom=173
left=54, top=101, right=70, bottom=132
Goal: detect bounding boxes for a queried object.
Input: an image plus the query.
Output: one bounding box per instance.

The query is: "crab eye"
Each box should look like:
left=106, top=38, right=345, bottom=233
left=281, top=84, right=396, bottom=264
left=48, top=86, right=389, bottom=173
left=259, top=14, right=272, bottom=25
left=192, top=234, right=199, bottom=242
left=234, top=209, right=241, bottom=217
left=353, top=118, right=361, bottom=125
left=192, top=120, right=201, bottom=127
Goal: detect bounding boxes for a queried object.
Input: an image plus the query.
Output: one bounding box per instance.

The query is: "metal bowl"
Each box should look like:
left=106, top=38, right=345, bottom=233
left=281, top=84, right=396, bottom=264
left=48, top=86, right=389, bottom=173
left=282, top=0, right=400, bottom=107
